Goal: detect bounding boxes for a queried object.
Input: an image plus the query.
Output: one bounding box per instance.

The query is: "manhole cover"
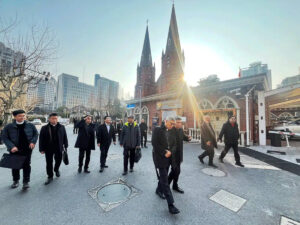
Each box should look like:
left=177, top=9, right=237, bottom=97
left=88, top=178, right=141, bottom=212
left=267, top=150, right=286, bottom=155
left=202, top=168, right=226, bottom=177
left=97, top=183, right=132, bottom=204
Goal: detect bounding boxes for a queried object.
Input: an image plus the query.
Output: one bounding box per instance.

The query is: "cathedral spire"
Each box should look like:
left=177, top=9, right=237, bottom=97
left=165, top=4, right=182, bottom=58
left=140, top=24, right=153, bottom=67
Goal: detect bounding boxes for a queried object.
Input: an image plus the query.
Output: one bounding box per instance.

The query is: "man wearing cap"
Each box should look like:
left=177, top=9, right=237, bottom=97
left=218, top=115, right=244, bottom=167
left=97, top=116, right=116, bottom=173
left=39, top=113, right=69, bottom=185
left=2, top=110, right=38, bottom=190
left=120, top=115, right=140, bottom=175
left=75, top=115, right=96, bottom=173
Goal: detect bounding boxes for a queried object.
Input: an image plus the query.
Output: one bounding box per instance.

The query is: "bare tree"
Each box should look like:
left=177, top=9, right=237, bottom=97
left=0, top=18, right=57, bottom=127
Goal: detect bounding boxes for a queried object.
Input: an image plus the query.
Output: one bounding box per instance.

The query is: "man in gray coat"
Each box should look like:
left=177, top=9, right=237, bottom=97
left=120, top=115, right=141, bottom=175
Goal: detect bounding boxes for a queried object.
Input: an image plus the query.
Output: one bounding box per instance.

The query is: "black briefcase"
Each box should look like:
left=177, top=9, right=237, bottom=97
left=62, top=149, right=69, bottom=165
left=0, top=153, right=26, bottom=169
left=134, top=147, right=142, bottom=163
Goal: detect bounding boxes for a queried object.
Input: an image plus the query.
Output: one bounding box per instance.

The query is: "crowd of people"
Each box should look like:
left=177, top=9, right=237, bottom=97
left=1, top=109, right=244, bottom=215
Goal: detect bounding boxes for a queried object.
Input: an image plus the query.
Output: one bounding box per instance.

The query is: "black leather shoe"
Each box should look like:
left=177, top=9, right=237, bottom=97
left=156, top=190, right=166, bottom=199
left=219, top=157, right=224, bottom=163
left=129, top=168, right=134, bottom=173
left=122, top=171, right=128, bottom=176
left=236, top=162, right=245, bottom=167
left=104, top=165, right=108, bottom=168
left=198, top=156, right=204, bottom=164
left=55, top=171, right=60, bottom=177
left=84, top=169, right=90, bottom=173
left=144, top=146, right=148, bottom=148
left=44, top=178, right=53, bottom=185
left=209, top=163, right=218, bottom=168
left=173, top=186, right=184, bottom=194
left=99, top=168, right=104, bottom=173
left=168, top=204, right=180, bottom=214
left=11, top=181, right=19, bottom=189
left=78, top=167, right=82, bottom=173
left=22, top=182, right=30, bottom=190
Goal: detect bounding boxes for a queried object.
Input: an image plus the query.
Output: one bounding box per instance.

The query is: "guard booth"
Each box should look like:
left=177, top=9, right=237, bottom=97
left=258, top=83, right=300, bottom=145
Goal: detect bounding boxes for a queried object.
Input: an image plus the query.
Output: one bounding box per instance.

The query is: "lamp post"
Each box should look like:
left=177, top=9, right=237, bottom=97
left=139, top=86, right=142, bottom=123
left=245, top=85, right=256, bottom=146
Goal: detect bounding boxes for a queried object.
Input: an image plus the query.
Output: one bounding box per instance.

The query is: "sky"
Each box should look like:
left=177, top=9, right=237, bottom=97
left=1, top=0, right=300, bottom=98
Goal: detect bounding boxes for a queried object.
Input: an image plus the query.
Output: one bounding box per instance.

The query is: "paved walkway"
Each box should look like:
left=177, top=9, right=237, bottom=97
left=0, top=126, right=299, bottom=225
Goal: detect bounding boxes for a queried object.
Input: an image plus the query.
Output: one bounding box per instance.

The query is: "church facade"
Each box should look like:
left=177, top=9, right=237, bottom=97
left=126, top=4, right=271, bottom=145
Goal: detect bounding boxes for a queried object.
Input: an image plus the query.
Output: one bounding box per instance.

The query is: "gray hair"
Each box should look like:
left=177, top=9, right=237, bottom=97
left=166, top=116, right=175, bottom=122
left=175, top=116, right=182, bottom=121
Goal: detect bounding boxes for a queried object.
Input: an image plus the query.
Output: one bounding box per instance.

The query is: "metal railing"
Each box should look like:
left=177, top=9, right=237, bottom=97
left=188, top=128, right=246, bottom=146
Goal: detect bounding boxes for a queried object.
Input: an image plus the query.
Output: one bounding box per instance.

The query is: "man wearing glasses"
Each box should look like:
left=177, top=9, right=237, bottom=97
left=218, top=115, right=244, bottom=167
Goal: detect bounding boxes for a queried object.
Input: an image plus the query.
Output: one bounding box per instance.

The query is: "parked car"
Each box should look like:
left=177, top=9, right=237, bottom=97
left=273, top=119, right=300, bottom=139
left=31, top=119, right=42, bottom=125
left=59, top=118, right=69, bottom=125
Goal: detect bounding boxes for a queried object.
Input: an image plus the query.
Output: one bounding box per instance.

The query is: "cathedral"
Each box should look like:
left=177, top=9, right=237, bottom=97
left=126, top=4, right=271, bottom=145
left=127, top=4, right=191, bottom=129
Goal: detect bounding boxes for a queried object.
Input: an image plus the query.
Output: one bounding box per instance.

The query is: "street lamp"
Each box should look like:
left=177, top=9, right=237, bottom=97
left=139, top=86, right=142, bottom=123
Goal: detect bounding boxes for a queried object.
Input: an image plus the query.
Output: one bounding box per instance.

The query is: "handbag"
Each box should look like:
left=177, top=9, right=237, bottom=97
left=134, top=146, right=142, bottom=163
left=62, top=148, right=69, bottom=165
left=0, top=153, right=26, bottom=169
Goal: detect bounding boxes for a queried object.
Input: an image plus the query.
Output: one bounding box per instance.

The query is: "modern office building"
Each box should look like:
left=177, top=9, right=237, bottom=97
left=56, top=73, right=119, bottom=110
left=241, top=61, right=272, bottom=89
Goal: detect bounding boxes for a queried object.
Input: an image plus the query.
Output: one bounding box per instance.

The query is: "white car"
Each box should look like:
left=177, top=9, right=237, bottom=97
left=273, top=119, right=300, bottom=139
left=31, top=119, right=42, bottom=125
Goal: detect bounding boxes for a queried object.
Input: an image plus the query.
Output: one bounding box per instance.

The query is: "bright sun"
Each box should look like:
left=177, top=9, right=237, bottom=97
left=183, top=44, right=236, bottom=86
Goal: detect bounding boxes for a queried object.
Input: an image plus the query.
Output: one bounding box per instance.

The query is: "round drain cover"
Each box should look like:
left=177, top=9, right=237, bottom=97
left=97, top=183, right=132, bottom=204
left=202, top=168, right=226, bottom=177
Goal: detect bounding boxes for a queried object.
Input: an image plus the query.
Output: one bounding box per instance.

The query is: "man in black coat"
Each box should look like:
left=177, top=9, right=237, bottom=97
left=168, top=117, right=191, bottom=194
left=152, top=117, right=180, bottom=215
left=116, top=120, right=123, bottom=142
left=2, top=110, right=38, bottom=190
left=120, top=115, right=140, bottom=175
left=39, top=113, right=69, bottom=185
left=97, top=116, right=116, bottom=173
left=198, top=115, right=218, bottom=168
left=218, top=116, right=244, bottom=167
left=75, top=115, right=96, bottom=173
left=139, top=119, right=148, bottom=148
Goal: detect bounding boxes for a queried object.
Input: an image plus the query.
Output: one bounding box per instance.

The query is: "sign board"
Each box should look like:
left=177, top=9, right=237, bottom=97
left=127, top=104, right=135, bottom=109
left=162, top=111, right=177, bottom=120
left=157, top=100, right=182, bottom=110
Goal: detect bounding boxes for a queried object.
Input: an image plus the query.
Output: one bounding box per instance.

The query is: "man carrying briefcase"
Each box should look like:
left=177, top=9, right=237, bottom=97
left=1, top=110, right=38, bottom=190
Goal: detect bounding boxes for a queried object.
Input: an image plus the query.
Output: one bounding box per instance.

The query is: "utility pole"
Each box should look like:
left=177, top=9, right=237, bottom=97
left=245, top=85, right=256, bottom=146
left=139, top=86, right=142, bottom=123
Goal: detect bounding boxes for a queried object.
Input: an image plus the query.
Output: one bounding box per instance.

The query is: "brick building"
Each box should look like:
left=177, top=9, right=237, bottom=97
left=126, top=4, right=271, bottom=145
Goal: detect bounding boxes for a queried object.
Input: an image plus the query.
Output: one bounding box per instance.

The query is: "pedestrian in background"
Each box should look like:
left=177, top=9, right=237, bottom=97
left=198, top=115, right=218, bottom=168
left=218, top=115, right=244, bottom=167
left=139, top=119, right=148, bottom=148
left=97, top=116, right=116, bottom=173
left=75, top=115, right=96, bottom=173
